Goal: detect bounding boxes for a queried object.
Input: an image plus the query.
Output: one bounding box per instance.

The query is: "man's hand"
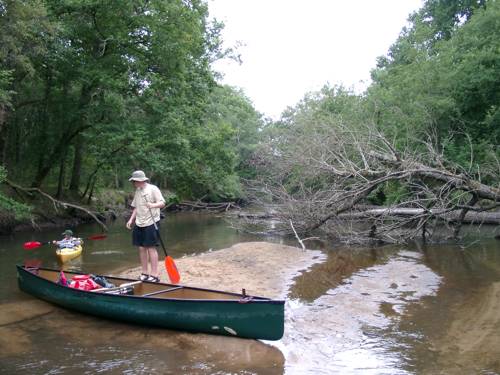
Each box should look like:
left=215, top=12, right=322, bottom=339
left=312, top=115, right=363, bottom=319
left=126, top=220, right=133, bottom=230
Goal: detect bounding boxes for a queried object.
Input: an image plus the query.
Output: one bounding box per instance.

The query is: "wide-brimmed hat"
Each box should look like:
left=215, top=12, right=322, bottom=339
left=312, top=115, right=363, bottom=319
left=129, top=170, right=149, bottom=182
left=62, top=229, right=73, bottom=236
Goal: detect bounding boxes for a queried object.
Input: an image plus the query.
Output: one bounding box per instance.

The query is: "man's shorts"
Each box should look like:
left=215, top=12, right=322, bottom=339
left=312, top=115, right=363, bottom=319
left=132, top=222, right=160, bottom=247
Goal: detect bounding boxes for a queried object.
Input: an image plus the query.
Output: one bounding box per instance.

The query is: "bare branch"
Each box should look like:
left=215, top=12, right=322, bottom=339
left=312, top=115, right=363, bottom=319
left=246, top=117, right=500, bottom=244
left=4, top=180, right=108, bottom=231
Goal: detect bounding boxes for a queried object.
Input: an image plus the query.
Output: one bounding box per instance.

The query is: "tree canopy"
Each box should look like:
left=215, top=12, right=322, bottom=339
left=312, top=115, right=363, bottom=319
left=0, top=0, right=263, bottom=213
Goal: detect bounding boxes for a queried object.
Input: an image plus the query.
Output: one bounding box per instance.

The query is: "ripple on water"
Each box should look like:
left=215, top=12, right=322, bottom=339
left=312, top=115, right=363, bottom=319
left=270, top=251, right=442, bottom=374
left=90, top=250, right=124, bottom=255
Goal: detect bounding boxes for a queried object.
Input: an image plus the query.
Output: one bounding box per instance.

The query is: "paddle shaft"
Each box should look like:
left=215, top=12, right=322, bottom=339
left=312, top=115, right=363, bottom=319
left=153, top=217, right=168, bottom=257
left=33, top=241, right=51, bottom=248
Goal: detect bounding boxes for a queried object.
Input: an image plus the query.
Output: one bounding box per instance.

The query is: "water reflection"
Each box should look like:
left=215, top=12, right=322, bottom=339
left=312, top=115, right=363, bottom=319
left=1, top=302, right=285, bottom=374
left=275, top=251, right=441, bottom=374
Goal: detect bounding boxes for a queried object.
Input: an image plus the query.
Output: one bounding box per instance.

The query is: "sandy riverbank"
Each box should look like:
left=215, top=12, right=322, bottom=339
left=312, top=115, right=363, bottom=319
left=119, top=241, right=325, bottom=298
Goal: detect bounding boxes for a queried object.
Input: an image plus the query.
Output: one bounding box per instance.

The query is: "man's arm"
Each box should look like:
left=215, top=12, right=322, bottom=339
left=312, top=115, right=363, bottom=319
left=126, top=207, right=137, bottom=229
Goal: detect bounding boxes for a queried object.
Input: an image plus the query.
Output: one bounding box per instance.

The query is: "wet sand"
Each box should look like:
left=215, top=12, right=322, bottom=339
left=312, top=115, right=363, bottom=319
left=433, top=281, right=500, bottom=373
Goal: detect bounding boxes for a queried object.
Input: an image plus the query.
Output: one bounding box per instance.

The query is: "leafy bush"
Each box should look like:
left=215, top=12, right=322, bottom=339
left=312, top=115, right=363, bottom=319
left=0, top=166, right=32, bottom=219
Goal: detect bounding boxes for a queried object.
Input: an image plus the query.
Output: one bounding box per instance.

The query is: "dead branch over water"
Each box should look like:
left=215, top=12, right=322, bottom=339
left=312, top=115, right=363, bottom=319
left=247, top=120, right=500, bottom=244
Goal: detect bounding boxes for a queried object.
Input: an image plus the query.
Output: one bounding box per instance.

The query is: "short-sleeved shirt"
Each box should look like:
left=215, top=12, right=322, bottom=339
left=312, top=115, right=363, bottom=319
left=131, top=183, right=165, bottom=227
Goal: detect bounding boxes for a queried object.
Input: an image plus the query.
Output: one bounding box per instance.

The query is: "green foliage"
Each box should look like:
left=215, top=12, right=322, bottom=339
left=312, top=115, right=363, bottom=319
left=261, top=85, right=370, bottom=196
left=0, top=0, right=258, bottom=203
left=2, top=0, right=498, bottom=211
left=369, top=0, right=500, bottom=171
left=0, top=166, right=32, bottom=219
left=0, top=70, right=13, bottom=106
left=420, top=0, right=486, bottom=41
left=203, top=85, right=263, bottom=179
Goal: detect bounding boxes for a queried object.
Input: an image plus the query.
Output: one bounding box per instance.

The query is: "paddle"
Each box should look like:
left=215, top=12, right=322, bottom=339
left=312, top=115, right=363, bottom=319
left=143, top=195, right=180, bottom=284
left=23, top=234, right=107, bottom=250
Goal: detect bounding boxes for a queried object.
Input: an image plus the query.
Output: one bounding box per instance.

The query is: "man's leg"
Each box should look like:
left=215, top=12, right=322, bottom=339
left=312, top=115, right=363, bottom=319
left=139, top=246, right=149, bottom=274
left=147, top=247, right=159, bottom=278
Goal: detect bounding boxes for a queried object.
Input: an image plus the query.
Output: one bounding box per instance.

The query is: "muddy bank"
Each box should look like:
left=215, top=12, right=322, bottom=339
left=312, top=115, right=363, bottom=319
left=0, top=186, right=128, bottom=235
left=0, top=208, right=115, bottom=235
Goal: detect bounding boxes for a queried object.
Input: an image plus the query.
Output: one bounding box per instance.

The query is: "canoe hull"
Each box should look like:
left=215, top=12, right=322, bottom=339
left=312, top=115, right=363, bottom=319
left=16, top=265, right=285, bottom=340
left=56, top=245, right=82, bottom=263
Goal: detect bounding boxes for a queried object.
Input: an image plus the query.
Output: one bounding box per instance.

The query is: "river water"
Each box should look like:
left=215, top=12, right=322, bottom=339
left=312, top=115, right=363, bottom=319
left=0, top=212, right=499, bottom=374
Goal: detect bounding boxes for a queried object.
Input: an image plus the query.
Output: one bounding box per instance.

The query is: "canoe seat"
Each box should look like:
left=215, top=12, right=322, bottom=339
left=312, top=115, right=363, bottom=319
left=142, top=286, right=183, bottom=297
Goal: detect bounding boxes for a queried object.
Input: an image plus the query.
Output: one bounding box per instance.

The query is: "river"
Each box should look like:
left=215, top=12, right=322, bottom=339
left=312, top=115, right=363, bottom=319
left=0, top=212, right=499, bottom=374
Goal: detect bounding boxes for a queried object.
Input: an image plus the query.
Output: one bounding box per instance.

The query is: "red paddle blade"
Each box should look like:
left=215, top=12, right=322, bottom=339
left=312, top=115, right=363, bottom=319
left=165, top=256, right=180, bottom=284
left=88, top=234, right=107, bottom=240
left=23, top=241, right=42, bottom=250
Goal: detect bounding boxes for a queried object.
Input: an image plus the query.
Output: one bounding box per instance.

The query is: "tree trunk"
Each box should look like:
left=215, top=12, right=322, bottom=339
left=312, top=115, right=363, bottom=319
left=31, top=83, right=92, bottom=188
left=453, top=193, right=479, bottom=238
left=0, top=104, right=7, bottom=166
left=69, top=135, right=83, bottom=192
left=87, top=178, right=96, bottom=205
left=56, top=157, right=66, bottom=199
left=32, top=132, right=70, bottom=188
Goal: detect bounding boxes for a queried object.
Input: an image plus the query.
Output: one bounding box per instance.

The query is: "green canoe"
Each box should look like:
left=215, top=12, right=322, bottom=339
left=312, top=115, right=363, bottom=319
left=16, top=265, right=285, bottom=340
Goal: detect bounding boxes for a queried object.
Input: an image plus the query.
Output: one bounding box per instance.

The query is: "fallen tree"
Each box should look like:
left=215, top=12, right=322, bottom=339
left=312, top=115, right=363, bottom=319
left=172, top=201, right=240, bottom=212
left=247, top=119, right=500, bottom=244
left=337, top=207, right=500, bottom=225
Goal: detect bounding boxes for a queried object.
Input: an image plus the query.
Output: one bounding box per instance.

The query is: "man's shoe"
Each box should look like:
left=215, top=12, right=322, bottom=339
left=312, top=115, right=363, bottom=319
left=146, top=275, right=160, bottom=282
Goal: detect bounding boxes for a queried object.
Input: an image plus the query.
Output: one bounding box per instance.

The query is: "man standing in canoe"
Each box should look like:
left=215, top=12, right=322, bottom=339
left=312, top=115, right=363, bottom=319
left=126, top=170, right=166, bottom=282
